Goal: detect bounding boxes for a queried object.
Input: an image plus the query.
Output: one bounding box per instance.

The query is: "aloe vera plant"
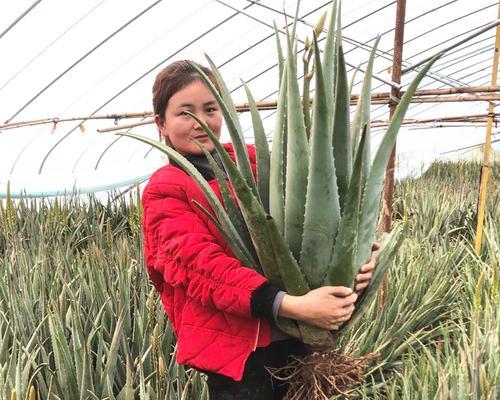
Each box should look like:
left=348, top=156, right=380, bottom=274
left=121, top=2, right=439, bottom=350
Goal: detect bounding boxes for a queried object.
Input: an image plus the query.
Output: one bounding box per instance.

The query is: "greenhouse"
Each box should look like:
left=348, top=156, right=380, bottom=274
left=0, top=0, right=498, bottom=399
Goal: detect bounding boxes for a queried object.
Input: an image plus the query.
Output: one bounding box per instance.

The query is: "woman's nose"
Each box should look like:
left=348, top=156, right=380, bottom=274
left=192, top=114, right=204, bottom=130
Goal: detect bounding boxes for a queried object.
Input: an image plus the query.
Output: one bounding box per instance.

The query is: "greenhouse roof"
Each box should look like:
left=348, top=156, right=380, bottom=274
left=0, top=0, right=498, bottom=196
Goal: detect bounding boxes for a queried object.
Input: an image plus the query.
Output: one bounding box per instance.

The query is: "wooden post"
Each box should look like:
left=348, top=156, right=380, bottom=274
left=381, top=0, right=406, bottom=234
left=474, top=4, right=500, bottom=254
left=379, top=0, right=406, bottom=308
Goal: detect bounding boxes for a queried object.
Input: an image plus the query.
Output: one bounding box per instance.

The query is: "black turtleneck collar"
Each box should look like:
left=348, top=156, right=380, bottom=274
left=170, top=150, right=228, bottom=181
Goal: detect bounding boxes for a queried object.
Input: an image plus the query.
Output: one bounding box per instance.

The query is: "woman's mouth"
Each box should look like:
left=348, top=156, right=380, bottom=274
left=193, top=135, right=209, bottom=140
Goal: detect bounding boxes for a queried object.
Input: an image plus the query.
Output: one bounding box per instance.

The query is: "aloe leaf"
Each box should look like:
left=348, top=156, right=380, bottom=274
left=274, top=21, right=285, bottom=85
left=194, top=140, right=255, bottom=255
left=270, top=67, right=288, bottom=234
left=266, top=217, right=309, bottom=295
left=100, top=311, right=124, bottom=398
left=300, top=33, right=340, bottom=289
left=332, top=12, right=352, bottom=213
left=191, top=200, right=223, bottom=230
left=290, top=0, right=301, bottom=43
left=348, top=63, right=361, bottom=100
left=191, top=199, right=259, bottom=275
left=275, top=317, right=301, bottom=340
left=351, top=36, right=380, bottom=184
left=184, top=113, right=284, bottom=287
left=117, top=132, right=257, bottom=270
left=284, top=32, right=309, bottom=260
left=79, top=344, right=93, bottom=399
left=356, top=55, right=440, bottom=268
left=203, top=55, right=243, bottom=140
left=48, top=315, right=78, bottom=400
left=188, top=60, right=259, bottom=200
left=302, top=48, right=313, bottom=139
left=326, top=126, right=367, bottom=288
left=322, top=0, right=338, bottom=112
left=241, top=81, right=270, bottom=213
left=266, top=216, right=333, bottom=348
left=335, top=224, right=405, bottom=336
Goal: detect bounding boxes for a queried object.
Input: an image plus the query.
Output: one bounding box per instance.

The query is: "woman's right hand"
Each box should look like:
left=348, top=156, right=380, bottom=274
left=278, top=286, right=357, bottom=331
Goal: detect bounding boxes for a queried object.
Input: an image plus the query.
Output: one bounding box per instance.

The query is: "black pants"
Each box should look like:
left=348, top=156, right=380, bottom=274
left=205, top=339, right=307, bottom=400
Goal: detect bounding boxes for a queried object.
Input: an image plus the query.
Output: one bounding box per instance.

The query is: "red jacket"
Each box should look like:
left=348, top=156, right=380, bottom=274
left=142, top=143, right=272, bottom=381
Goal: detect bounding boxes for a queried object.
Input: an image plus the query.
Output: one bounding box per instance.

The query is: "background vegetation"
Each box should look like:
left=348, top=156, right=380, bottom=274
left=0, top=161, right=498, bottom=399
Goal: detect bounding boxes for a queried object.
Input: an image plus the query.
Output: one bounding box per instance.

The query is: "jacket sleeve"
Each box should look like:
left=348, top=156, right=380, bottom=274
left=143, top=177, right=267, bottom=318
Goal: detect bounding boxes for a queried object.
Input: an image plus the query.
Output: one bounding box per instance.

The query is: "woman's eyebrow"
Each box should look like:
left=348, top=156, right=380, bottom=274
left=177, top=102, right=194, bottom=108
left=177, top=100, right=216, bottom=108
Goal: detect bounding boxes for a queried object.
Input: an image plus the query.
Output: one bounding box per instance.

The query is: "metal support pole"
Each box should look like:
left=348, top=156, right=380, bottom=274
left=381, top=0, right=406, bottom=234
left=379, top=0, right=406, bottom=309
left=474, top=4, right=500, bottom=255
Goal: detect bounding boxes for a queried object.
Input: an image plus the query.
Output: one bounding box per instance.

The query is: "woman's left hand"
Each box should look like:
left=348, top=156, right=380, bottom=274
left=355, top=242, right=381, bottom=295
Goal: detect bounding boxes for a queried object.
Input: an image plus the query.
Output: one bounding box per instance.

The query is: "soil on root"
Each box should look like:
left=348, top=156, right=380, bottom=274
left=269, top=349, right=376, bottom=400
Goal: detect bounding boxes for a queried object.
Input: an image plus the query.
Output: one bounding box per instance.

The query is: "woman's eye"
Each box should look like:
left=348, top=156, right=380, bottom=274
left=206, top=107, right=217, bottom=113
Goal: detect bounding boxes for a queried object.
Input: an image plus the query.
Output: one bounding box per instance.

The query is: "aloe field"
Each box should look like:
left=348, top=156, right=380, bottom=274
left=0, top=160, right=498, bottom=400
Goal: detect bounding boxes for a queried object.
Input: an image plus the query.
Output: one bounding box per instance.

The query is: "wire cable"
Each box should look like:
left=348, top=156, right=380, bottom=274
left=4, top=0, right=163, bottom=124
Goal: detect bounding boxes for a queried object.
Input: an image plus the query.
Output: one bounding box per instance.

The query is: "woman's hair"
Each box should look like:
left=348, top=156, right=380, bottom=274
left=152, top=60, right=217, bottom=122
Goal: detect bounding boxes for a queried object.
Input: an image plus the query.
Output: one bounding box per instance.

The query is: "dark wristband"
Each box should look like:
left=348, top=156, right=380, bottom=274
left=250, top=282, right=282, bottom=320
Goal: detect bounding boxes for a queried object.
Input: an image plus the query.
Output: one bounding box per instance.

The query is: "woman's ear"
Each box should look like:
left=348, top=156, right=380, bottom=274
left=154, top=114, right=164, bottom=133
left=155, top=114, right=167, bottom=141
left=155, top=114, right=173, bottom=146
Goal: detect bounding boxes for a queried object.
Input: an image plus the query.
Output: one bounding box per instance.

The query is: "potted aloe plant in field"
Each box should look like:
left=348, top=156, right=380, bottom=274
left=122, top=1, right=438, bottom=397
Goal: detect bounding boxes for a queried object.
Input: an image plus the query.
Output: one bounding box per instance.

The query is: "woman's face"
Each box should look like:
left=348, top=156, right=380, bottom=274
left=155, top=80, right=222, bottom=155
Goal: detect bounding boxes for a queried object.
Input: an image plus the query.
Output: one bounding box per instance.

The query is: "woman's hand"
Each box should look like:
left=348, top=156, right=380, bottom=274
left=278, top=286, right=357, bottom=331
left=355, top=242, right=381, bottom=295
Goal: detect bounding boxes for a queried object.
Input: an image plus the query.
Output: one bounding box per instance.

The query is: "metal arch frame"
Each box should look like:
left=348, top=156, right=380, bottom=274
left=5, top=0, right=496, bottom=177
left=37, top=0, right=262, bottom=175
left=92, top=116, right=150, bottom=171
left=250, top=1, right=498, bottom=133
left=4, top=0, right=163, bottom=124
left=370, top=41, right=497, bottom=118
left=370, top=56, right=494, bottom=121
left=42, top=1, right=480, bottom=168
left=87, top=0, right=268, bottom=172
left=343, top=12, right=498, bottom=89
left=238, top=26, right=495, bottom=139
left=60, top=0, right=213, bottom=121
left=88, top=0, right=336, bottom=171
left=217, top=0, right=332, bottom=69
left=366, top=23, right=498, bottom=101
left=11, top=0, right=214, bottom=176
left=0, top=0, right=109, bottom=93
left=0, top=0, right=42, bottom=41
left=343, top=11, right=498, bottom=87
left=222, top=0, right=488, bottom=98
left=402, top=19, right=500, bottom=74
left=216, top=0, right=400, bottom=89
left=249, top=36, right=495, bottom=137
left=395, top=2, right=497, bottom=51
left=7, top=0, right=112, bottom=175
left=372, top=65, right=496, bottom=122
left=120, top=1, right=334, bottom=165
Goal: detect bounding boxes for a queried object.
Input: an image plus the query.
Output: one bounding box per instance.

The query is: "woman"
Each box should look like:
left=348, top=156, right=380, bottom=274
left=141, top=60, right=377, bottom=399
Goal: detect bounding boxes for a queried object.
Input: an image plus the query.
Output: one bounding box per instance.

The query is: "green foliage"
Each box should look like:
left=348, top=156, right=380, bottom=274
left=0, top=161, right=497, bottom=398
left=0, top=195, right=206, bottom=400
